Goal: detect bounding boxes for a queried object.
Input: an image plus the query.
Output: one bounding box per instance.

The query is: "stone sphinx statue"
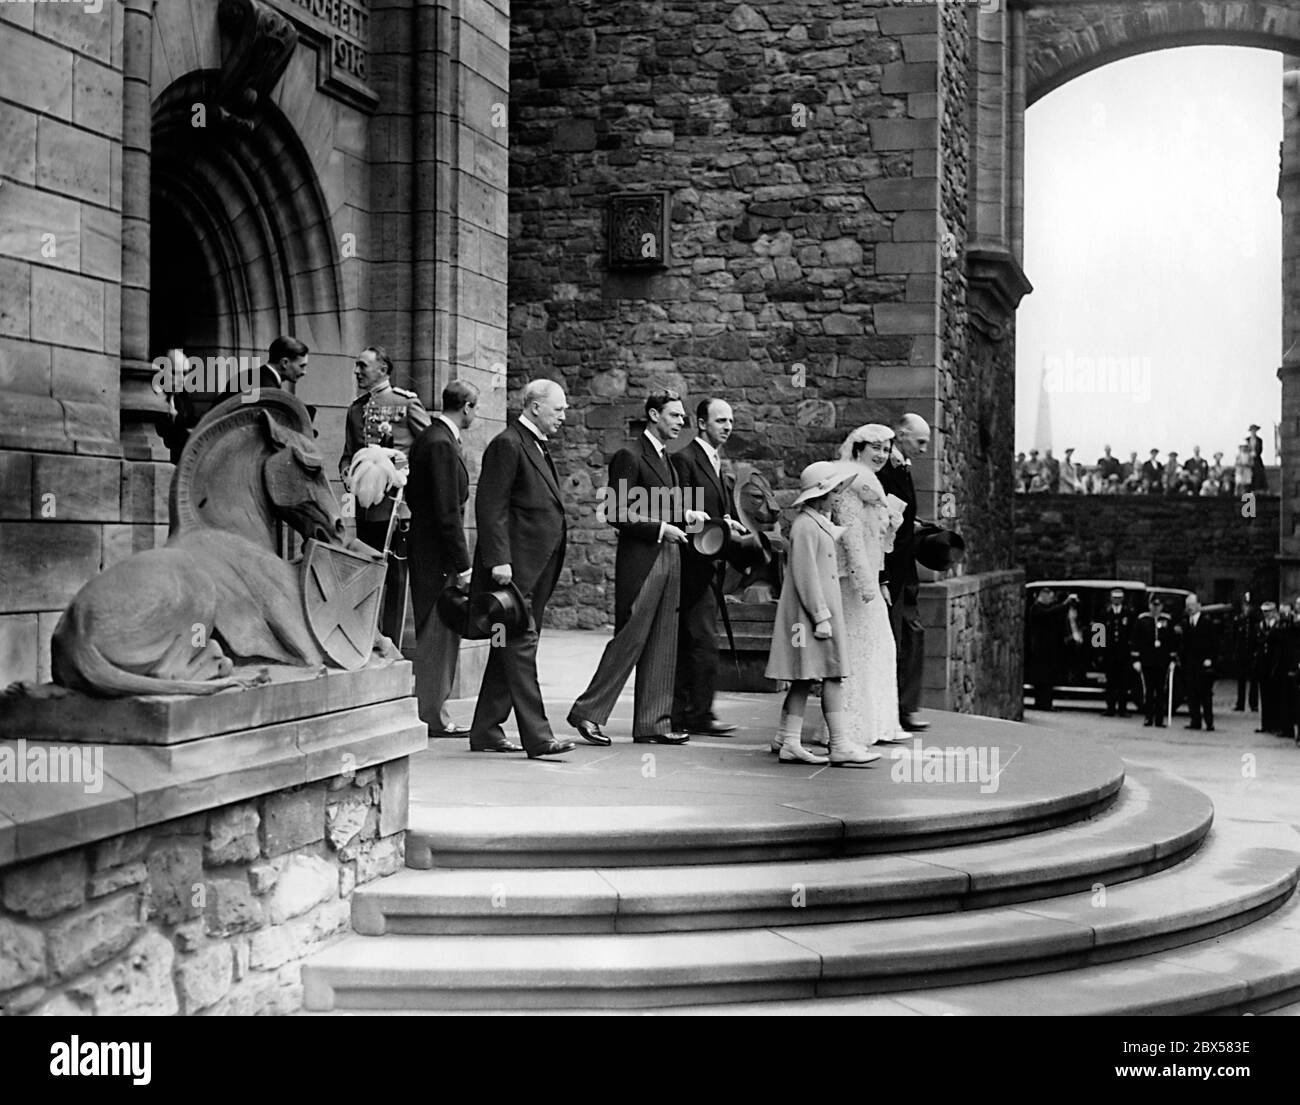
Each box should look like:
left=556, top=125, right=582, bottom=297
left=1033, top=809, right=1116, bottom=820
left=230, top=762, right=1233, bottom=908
left=723, top=463, right=787, bottom=603
left=49, top=391, right=387, bottom=698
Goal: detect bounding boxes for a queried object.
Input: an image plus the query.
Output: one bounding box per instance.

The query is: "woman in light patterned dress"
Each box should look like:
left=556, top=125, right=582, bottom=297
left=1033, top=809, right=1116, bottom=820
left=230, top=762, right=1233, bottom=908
left=824, top=424, right=907, bottom=753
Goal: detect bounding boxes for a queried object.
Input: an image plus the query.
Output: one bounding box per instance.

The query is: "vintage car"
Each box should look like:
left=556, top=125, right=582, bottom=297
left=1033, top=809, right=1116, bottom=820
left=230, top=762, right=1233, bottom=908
left=1022, top=579, right=1194, bottom=708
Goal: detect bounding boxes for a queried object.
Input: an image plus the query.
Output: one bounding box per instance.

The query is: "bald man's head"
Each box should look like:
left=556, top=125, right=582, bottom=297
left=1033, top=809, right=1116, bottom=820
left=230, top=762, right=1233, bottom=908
left=893, top=413, right=930, bottom=461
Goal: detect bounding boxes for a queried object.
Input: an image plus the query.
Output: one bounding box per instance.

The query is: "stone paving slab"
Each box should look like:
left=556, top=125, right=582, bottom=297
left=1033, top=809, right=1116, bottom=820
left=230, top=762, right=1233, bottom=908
left=407, top=719, right=1125, bottom=862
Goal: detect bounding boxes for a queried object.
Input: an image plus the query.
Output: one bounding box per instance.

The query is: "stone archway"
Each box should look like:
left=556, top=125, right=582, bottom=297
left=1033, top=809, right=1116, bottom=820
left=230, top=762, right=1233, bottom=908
left=1022, top=0, right=1300, bottom=105
left=149, top=71, right=344, bottom=370
left=993, top=1, right=1300, bottom=593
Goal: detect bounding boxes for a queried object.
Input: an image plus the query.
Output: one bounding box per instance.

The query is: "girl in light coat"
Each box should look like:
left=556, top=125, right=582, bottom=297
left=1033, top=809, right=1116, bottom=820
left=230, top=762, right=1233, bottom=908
left=765, top=461, right=882, bottom=767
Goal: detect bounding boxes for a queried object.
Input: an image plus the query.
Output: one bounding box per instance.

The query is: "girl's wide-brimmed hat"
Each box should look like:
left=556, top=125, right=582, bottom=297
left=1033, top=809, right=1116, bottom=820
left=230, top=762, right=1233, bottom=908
left=792, top=460, right=857, bottom=507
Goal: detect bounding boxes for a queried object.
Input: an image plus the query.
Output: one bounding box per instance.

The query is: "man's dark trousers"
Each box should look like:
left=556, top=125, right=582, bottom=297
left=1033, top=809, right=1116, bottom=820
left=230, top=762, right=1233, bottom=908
left=673, top=560, right=720, bottom=728
left=889, top=590, right=925, bottom=719
left=1185, top=666, right=1215, bottom=729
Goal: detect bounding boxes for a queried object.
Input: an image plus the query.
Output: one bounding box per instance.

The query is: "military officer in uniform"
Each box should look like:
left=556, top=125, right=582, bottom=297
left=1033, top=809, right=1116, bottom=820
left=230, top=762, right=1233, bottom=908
left=1133, top=595, right=1176, bottom=727
left=1101, top=587, right=1134, bottom=717
left=1254, top=602, right=1289, bottom=735
left=340, top=345, right=431, bottom=647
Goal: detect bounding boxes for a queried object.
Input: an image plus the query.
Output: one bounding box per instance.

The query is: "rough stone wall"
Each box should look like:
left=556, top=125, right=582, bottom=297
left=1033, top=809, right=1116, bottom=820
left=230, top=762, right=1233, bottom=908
left=1014, top=493, right=1279, bottom=601
left=921, top=569, right=1024, bottom=720
left=936, top=1, right=1012, bottom=575
left=510, top=0, right=942, bottom=625
left=0, top=761, right=407, bottom=1017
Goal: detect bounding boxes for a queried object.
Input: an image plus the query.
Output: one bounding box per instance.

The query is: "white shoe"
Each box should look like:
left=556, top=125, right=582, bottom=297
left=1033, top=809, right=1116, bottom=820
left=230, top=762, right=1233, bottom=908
left=873, top=732, right=907, bottom=744
left=769, top=736, right=783, bottom=754
left=779, top=742, right=829, bottom=765
left=830, top=750, right=882, bottom=767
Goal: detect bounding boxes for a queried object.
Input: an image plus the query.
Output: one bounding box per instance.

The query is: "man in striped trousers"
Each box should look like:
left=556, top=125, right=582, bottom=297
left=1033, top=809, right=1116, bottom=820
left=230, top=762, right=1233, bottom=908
left=567, top=389, right=709, bottom=746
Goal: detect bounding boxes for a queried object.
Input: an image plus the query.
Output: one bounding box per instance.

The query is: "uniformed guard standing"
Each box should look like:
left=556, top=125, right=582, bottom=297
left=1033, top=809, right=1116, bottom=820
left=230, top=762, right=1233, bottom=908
left=340, top=345, right=431, bottom=648
left=1254, top=603, right=1288, bottom=735
left=1133, top=595, right=1176, bottom=727
left=1101, top=588, right=1134, bottom=718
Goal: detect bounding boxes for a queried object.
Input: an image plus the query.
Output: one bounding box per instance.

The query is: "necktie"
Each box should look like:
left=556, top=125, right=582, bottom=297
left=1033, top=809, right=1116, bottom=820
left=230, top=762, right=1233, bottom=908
left=538, top=438, right=559, bottom=484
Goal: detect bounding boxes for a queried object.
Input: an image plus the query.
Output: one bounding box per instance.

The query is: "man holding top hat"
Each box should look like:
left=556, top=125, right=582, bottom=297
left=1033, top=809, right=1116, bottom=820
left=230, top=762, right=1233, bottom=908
left=464, top=379, right=576, bottom=759
left=670, top=397, right=749, bottom=736
left=568, top=388, right=711, bottom=747
left=407, top=380, right=478, bottom=737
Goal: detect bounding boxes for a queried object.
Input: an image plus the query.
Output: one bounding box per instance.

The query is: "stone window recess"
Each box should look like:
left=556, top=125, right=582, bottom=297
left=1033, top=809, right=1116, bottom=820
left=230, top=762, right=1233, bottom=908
left=607, top=193, right=670, bottom=269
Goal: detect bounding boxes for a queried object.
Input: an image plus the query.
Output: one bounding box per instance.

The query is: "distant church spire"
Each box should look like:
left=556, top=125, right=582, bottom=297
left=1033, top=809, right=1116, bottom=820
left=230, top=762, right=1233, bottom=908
left=1033, top=356, right=1053, bottom=453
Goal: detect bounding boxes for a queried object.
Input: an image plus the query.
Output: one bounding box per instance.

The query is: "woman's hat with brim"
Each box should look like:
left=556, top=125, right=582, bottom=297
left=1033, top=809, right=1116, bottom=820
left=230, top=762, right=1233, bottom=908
left=469, top=580, right=530, bottom=639
left=914, top=521, right=966, bottom=571
left=690, top=517, right=730, bottom=558
left=793, top=460, right=857, bottom=507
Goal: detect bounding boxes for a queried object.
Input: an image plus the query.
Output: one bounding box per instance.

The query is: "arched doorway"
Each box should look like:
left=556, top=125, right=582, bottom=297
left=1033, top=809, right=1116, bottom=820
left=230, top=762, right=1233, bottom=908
left=148, top=70, right=343, bottom=459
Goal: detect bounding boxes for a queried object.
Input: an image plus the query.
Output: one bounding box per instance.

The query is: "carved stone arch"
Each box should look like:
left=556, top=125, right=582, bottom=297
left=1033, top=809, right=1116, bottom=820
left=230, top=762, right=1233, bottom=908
left=1024, top=0, right=1300, bottom=105
left=148, top=69, right=343, bottom=366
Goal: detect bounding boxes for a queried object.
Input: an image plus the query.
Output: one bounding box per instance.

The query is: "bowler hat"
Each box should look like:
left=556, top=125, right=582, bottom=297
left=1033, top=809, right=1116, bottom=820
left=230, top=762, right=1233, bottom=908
left=690, top=517, right=730, bottom=558
left=914, top=522, right=966, bottom=571
left=470, top=580, right=531, bottom=640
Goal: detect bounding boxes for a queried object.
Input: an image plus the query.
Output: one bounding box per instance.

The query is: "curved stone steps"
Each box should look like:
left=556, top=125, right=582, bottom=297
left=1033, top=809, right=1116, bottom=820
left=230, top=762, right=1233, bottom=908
left=405, top=745, right=1125, bottom=869
left=354, top=768, right=1212, bottom=935
left=301, top=819, right=1300, bottom=1012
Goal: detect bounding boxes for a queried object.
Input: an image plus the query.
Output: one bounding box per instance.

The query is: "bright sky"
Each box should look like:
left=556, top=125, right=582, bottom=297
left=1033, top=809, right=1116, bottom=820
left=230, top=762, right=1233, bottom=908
left=1016, top=46, right=1283, bottom=466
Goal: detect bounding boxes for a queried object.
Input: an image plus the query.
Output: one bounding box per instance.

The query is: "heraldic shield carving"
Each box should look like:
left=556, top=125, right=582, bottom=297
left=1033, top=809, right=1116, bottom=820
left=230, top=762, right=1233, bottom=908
left=301, top=540, right=387, bottom=670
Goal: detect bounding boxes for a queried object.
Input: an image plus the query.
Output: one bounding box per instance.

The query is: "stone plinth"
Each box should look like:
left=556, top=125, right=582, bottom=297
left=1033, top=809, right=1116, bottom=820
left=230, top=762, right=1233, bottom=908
left=918, top=569, right=1025, bottom=720
left=0, top=664, right=424, bottom=1016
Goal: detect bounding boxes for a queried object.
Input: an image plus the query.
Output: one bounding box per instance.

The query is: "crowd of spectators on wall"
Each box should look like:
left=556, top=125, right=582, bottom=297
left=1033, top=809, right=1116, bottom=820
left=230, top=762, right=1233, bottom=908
left=1016, top=425, right=1270, bottom=496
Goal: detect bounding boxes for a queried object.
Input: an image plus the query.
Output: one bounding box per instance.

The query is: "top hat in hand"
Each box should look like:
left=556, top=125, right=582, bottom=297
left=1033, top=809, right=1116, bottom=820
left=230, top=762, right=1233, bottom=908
left=469, top=580, right=531, bottom=640
left=914, top=522, right=966, bottom=572
left=690, top=517, right=731, bottom=558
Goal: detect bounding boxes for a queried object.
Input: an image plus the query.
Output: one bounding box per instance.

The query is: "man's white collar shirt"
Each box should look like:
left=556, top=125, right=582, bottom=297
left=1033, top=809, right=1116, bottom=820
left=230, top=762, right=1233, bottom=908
left=437, top=412, right=461, bottom=441
left=519, top=413, right=547, bottom=442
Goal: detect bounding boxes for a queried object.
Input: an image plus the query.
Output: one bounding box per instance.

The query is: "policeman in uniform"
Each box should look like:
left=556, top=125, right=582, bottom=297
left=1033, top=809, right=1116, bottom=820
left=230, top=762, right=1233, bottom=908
left=1101, top=587, right=1134, bottom=717
left=1232, top=592, right=1259, bottom=712
left=340, top=345, right=431, bottom=648
left=1133, top=595, right=1176, bottom=727
left=1254, top=602, right=1288, bottom=735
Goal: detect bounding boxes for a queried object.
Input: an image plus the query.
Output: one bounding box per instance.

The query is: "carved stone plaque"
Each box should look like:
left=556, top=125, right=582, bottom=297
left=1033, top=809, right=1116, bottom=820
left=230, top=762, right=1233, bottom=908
left=608, top=192, right=670, bottom=270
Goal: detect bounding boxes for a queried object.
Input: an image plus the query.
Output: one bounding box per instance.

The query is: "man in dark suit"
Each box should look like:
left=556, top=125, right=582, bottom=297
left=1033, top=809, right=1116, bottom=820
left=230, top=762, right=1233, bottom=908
left=1178, top=593, right=1217, bottom=731
left=568, top=389, right=709, bottom=747
left=1233, top=592, right=1259, bottom=711
left=466, top=379, right=575, bottom=759
left=1140, top=449, right=1164, bottom=494
left=1133, top=596, right=1176, bottom=727
left=879, top=412, right=931, bottom=732
left=670, top=398, right=748, bottom=736
left=407, top=380, right=478, bottom=738
left=1101, top=587, right=1134, bottom=717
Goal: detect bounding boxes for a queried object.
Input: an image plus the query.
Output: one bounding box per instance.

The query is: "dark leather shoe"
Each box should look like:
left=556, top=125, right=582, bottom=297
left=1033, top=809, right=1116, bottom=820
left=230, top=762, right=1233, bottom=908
left=1144, top=718, right=1154, bottom=727
left=526, top=739, right=576, bottom=759
left=900, top=713, right=929, bottom=732
left=684, top=720, right=737, bottom=736
left=1185, top=723, right=1201, bottom=730
left=632, top=732, right=690, bottom=745
left=1205, top=725, right=1215, bottom=732
left=469, top=737, right=523, bottom=753
left=567, top=714, right=611, bottom=746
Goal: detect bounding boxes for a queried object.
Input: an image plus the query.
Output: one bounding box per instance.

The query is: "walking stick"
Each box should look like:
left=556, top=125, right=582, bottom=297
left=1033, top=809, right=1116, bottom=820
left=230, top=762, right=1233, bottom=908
left=378, top=484, right=408, bottom=649
left=1167, top=658, right=1176, bottom=724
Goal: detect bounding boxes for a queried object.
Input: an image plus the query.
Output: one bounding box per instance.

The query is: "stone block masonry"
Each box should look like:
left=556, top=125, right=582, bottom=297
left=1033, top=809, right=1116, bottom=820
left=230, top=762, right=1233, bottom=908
left=509, top=0, right=946, bottom=628
left=0, top=766, right=407, bottom=1017
left=1015, top=493, right=1281, bottom=602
